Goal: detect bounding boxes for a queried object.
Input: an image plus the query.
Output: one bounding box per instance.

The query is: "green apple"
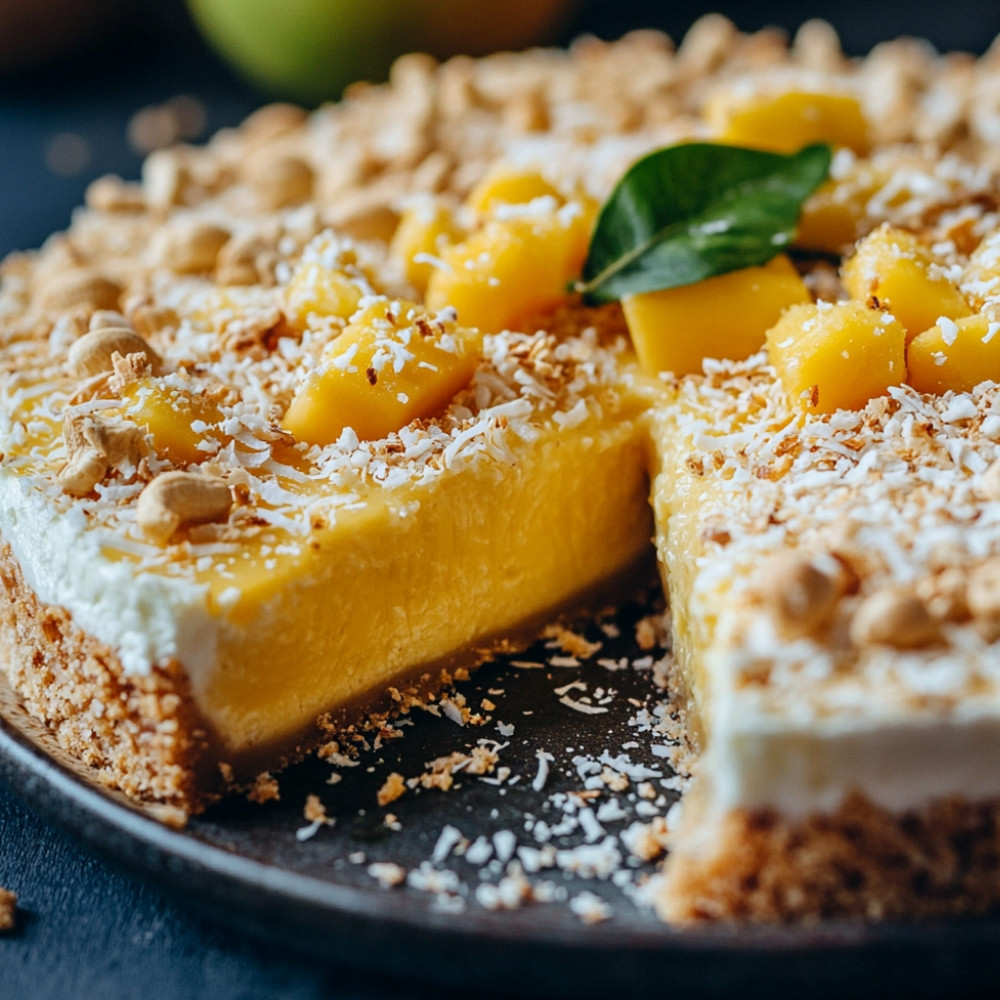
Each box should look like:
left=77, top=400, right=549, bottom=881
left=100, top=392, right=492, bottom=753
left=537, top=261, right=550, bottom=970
left=187, top=0, right=574, bottom=105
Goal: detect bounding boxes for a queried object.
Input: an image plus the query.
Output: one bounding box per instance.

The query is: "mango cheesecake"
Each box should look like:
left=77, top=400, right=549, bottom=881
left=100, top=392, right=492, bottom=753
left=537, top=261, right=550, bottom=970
left=4, top=18, right=1000, bottom=922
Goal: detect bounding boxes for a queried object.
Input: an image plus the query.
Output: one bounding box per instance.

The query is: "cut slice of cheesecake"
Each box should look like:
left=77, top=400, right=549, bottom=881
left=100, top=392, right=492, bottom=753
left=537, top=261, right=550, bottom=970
left=1, top=33, right=677, bottom=816
left=648, top=358, right=1000, bottom=921
left=0, top=283, right=652, bottom=811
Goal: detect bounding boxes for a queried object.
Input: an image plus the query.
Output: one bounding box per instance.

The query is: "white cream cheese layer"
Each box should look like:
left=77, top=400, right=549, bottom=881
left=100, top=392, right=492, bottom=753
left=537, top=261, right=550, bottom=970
left=705, top=705, right=1000, bottom=819
left=698, top=597, right=1000, bottom=819
left=704, top=637, right=1000, bottom=819
left=0, top=469, right=217, bottom=677
left=677, top=592, right=1000, bottom=820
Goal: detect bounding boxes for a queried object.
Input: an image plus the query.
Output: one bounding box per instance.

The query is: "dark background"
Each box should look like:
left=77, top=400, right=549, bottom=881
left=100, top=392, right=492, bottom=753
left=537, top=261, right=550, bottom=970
left=4, top=0, right=1000, bottom=261
left=4, top=2, right=1000, bottom=998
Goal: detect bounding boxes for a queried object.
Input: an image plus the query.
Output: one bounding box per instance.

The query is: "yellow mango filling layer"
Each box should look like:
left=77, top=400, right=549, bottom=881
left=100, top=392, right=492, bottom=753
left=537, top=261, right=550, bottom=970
left=203, top=409, right=652, bottom=754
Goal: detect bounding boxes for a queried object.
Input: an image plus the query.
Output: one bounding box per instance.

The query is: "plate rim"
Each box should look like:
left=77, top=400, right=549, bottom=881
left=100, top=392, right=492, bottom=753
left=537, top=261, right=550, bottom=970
left=4, top=688, right=1000, bottom=1000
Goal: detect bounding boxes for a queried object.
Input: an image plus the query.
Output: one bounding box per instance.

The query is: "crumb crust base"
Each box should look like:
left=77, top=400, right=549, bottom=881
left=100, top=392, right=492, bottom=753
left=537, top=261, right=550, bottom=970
left=0, top=539, right=208, bottom=816
left=660, top=790, right=1000, bottom=923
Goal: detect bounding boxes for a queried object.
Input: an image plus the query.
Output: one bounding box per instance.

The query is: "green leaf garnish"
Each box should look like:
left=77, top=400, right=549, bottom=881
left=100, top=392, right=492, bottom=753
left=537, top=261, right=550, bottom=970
left=577, top=142, right=832, bottom=304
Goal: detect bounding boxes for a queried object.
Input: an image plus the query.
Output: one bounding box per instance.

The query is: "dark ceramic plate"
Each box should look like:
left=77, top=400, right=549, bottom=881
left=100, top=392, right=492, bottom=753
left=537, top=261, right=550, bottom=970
left=1, top=596, right=998, bottom=1000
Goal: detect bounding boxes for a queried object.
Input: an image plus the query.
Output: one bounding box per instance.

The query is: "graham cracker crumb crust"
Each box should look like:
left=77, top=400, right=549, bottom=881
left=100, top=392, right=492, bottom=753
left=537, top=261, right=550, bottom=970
left=660, top=793, right=1000, bottom=923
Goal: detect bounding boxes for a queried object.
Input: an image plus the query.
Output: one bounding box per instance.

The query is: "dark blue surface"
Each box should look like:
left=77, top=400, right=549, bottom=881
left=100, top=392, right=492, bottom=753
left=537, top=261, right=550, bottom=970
left=5, top=3, right=1000, bottom=998
left=0, top=10, right=257, bottom=259
left=0, top=781, right=461, bottom=1000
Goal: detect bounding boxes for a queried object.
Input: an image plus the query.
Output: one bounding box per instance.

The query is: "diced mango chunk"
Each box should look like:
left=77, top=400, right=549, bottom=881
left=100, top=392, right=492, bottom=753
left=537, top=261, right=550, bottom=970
left=767, top=302, right=906, bottom=412
left=389, top=200, right=465, bottom=295
left=799, top=151, right=972, bottom=255
left=842, top=224, right=971, bottom=342
left=797, top=181, right=865, bottom=254
left=121, top=378, right=226, bottom=465
left=708, top=90, right=869, bottom=154
left=798, top=161, right=895, bottom=254
left=621, top=256, right=810, bottom=377
left=282, top=299, right=483, bottom=445
left=908, top=315, right=1000, bottom=394
left=466, top=167, right=563, bottom=217
left=284, top=234, right=378, bottom=330
left=425, top=207, right=591, bottom=333
left=285, top=266, right=368, bottom=329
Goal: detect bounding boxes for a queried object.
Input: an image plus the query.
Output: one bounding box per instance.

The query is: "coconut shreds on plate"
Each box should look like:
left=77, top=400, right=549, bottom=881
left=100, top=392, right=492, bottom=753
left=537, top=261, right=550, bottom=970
left=296, top=602, right=688, bottom=923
